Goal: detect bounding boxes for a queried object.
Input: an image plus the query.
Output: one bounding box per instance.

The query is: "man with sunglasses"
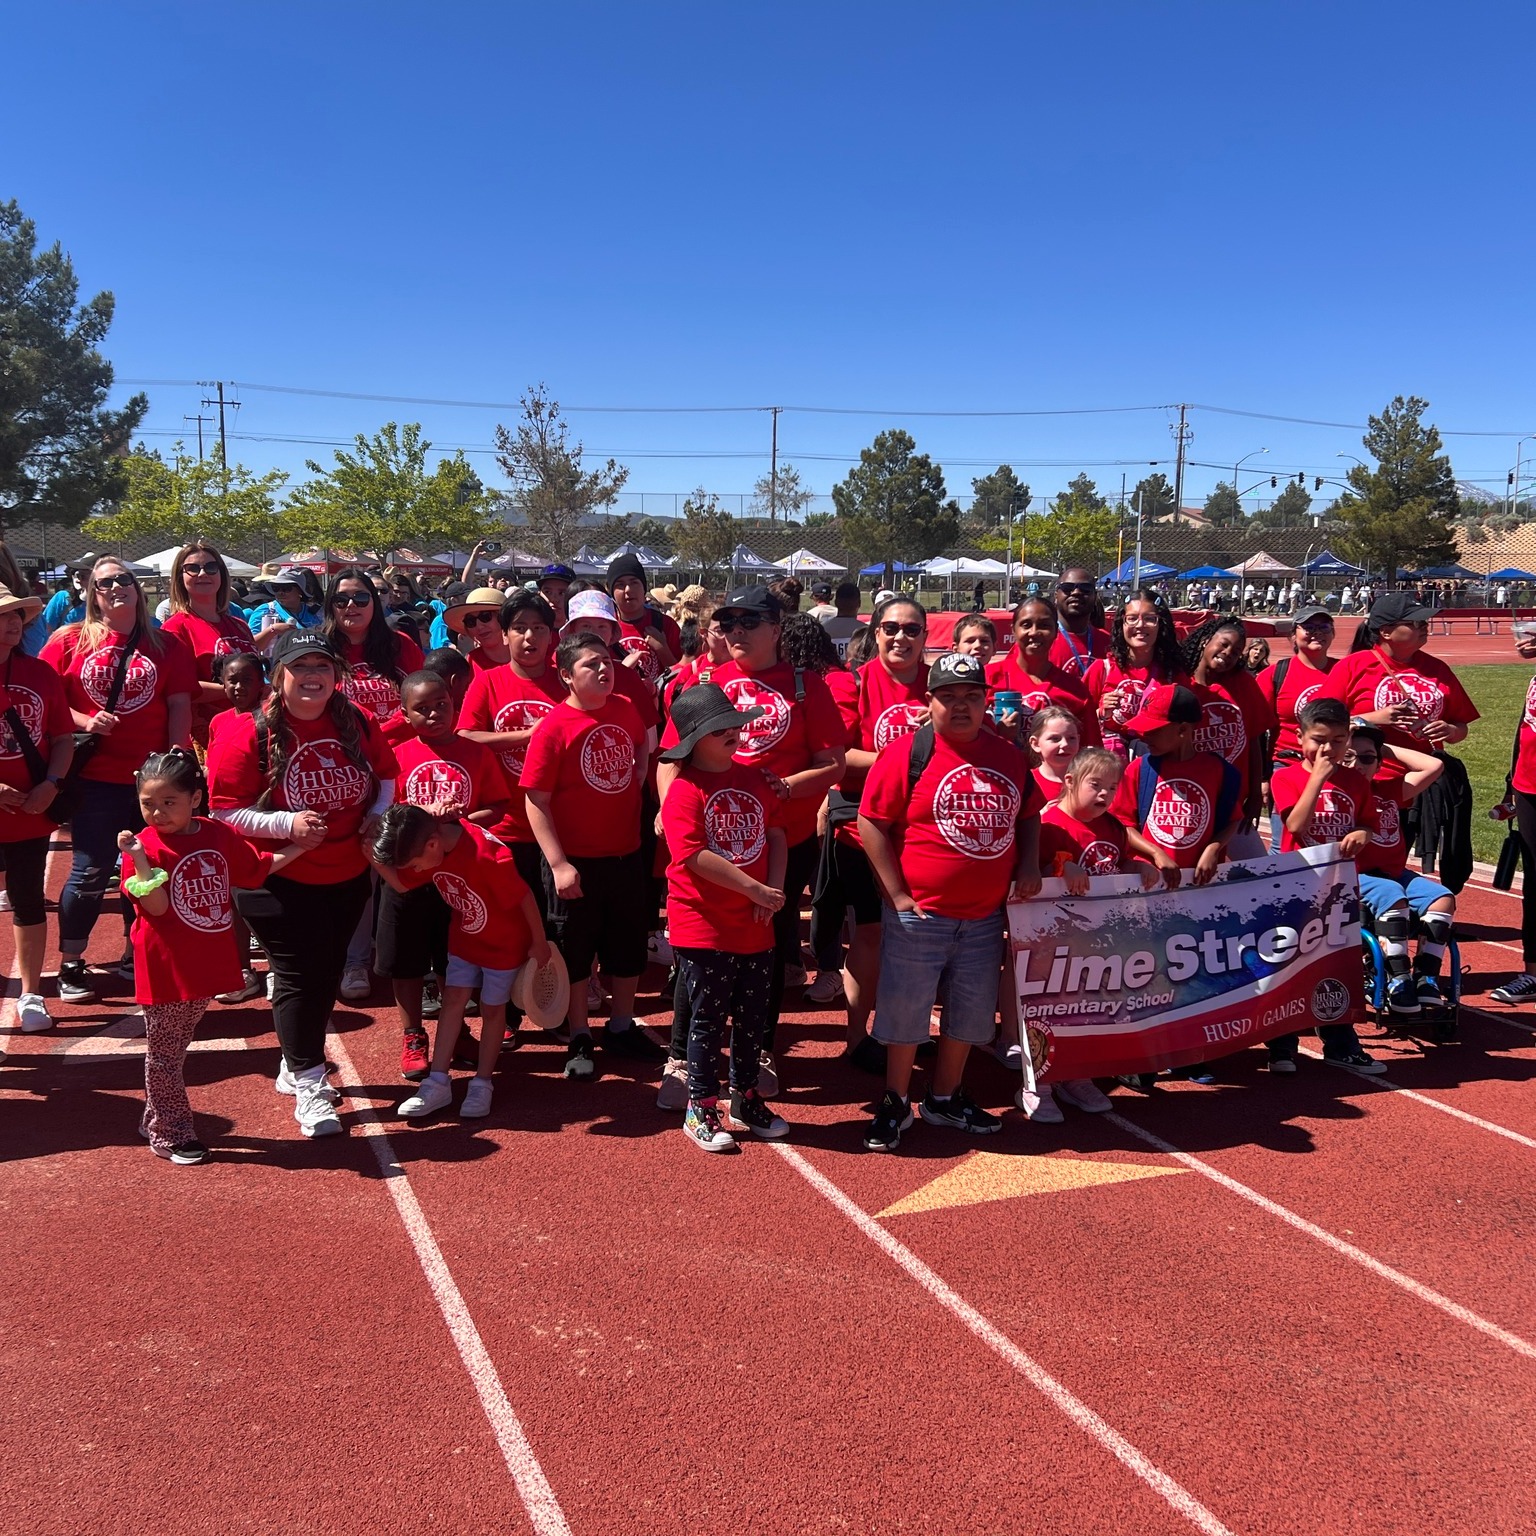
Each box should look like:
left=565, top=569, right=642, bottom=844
left=1050, top=567, right=1111, bottom=679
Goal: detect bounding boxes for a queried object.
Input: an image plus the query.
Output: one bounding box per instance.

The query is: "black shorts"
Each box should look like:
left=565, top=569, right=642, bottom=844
left=374, top=881, right=450, bottom=980
left=510, top=839, right=553, bottom=935
left=833, top=837, right=885, bottom=927
left=544, top=849, right=647, bottom=980
left=0, top=835, right=50, bottom=928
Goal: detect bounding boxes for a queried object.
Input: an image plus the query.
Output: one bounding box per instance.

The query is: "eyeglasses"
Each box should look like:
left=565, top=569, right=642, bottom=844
left=1058, top=581, right=1094, bottom=593
left=461, top=610, right=497, bottom=628
left=333, top=592, right=373, bottom=608
left=878, top=621, right=925, bottom=639
left=95, top=574, right=136, bottom=590
left=718, top=612, right=769, bottom=633
left=182, top=562, right=221, bottom=577
left=1349, top=751, right=1379, bottom=763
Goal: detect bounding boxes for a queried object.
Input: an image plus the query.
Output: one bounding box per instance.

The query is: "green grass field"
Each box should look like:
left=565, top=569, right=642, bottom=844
left=1453, top=665, right=1527, bottom=863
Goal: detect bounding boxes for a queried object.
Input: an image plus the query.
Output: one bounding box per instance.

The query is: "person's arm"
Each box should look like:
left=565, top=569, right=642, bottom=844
left=1010, top=813, right=1041, bottom=899
left=461, top=724, right=539, bottom=753
left=194, top=679, right=225, bottom=705
left=1127, top=825, right=1180, bottom=888
left=117, top=830, right=170, bottom=917
left=18, top=733, right=74, bottom=818
left=465, top=794, right=509, bottom=829
left=683, top=844, right=785, bottom=914
left=1282, top=762, right=1333, bottom=839
left=780, top=747, right=844, bottom=802
left=1419, top=718, right=1468, bottom=747
left=1384, top=741, right=1444, bottom=804
left=1193, top=813, right=1242, bottom=886
left=166, top=693, right=192, bottom=749
left=525, top=788, right=580, bottom=898
left=858, top=812, right=919, bottom=912
left=265, top=842, right=308, bottom=876
left=460, top=541, right=487, bottom=583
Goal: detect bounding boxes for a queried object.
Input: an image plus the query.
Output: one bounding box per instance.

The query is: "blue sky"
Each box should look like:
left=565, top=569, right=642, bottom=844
left=10, top=1, right=1536, bottom=517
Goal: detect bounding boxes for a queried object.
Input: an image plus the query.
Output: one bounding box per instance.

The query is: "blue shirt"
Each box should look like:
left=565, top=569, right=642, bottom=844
left=246, top=600, right=320, bottom=638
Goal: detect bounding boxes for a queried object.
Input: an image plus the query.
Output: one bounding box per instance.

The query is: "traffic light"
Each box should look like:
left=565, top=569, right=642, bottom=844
left=1271, top=476, right=1278, bottom=488
left=1296, top=472, right=1305, bottom=485
left=1314, top=477, right=1323, bottom=491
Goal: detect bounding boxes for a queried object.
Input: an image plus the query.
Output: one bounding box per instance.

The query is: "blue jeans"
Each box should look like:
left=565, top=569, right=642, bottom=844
left=872, top=905, right=1004, bottom=1047
left=58, top=779, right=140, bottom=954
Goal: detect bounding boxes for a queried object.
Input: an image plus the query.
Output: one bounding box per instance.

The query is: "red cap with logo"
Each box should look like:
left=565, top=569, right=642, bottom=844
left=1122, top=682, right=1202, bottom=737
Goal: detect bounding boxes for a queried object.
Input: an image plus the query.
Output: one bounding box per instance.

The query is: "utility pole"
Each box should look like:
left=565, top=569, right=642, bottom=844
left=198, top=381, right=240, bottom=465
left=769, top=406, right=782, bottom=522
left=183, top=412, right=213, bottom=461
left=1171, top=404, right=1192, bottom=524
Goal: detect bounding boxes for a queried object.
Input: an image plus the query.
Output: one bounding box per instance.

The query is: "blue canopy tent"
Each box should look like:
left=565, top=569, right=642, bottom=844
left=1402, top=564, right=1478, bottom=580
left=1486, top=567, right=1536, bottom=582
left=858, top=560, right=925, bottom=576
left=1300, top=549, right=1365, bottom=577
left=1178, top=564, right=1232, bottom=580
left=1099, top=557, right=1176, bottom=585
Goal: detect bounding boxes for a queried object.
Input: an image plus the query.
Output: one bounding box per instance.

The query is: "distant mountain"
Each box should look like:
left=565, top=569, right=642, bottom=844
left=1456, top=481, right=1501, bottom=505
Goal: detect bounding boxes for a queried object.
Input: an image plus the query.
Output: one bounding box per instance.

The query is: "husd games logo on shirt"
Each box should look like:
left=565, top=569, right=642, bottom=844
left=170, top=850, right=233, bottom=932
left=703, top=787, right=766, bottom=865
left=620, top=633, right=661, bottom=683
left=402, top=758, right=473, bottom=813
left=1145, top=777, right=1210, bottom=851
left=1194, top=698, right=1245, bottom=763
left=1369, top=794, right=1399, bottom=848
left=1373, top=671, right=1443, bottom=724
left=1077, top=839, right=1121, bottom=874
left=81, top=647, right=158, bottom=715
left=934, top=766, right=1019, bottom=859
left=433, top=872, right=488, bottom=934
left=493, top=698, right=554, bottom=774
left=1307, top=785, right=1358, bottom=844
left=579, top=723, right=635, bottom=794
left=873, top=701, right=929, bottom=749
left=0, top=686, right=44, bottom=759
left=722, top=676, right=790, bottom=754
left=283, top=739, right=369, bottom=812
left=345, top=667, right=402, bottom=718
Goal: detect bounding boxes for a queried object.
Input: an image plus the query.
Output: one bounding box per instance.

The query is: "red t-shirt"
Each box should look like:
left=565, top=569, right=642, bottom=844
left=121, top=818, right=273, bottom=1004
left=1033, top=768, right=1067, bottom=806
left=519, top=695, right=647, bottom=858
left=610, top=654, right=660, bottom=732
left=660, top=659, right=843, bottom=847
left=860, top=728, right=1037, bottom=919
left=1189, top=672, right=1275, bottom=805
left=161, top=610, right=258, bottom=745
left=616, top=610, right=682, bottom=685
left=42, top=627, right=197, bottom=784
left=1112, top=751, right=1233, bottom=869
left=1358, top=779, right=1409, bottom=876
left=1270, top=761, right=1377, bottom=852
left=0, top=653, right=75, bottom=843
left=456, top=664, right=566, bottom=843
left=340, top=632, right=426, bottom=719
left=1048, top=624, right=1111, bottom=680
left=1085, top=656, right=1181, bottom=759
left=1515, top=673, right=1536, bottom=797
left=834, top=659, right=930, bottom=849
left=662, top=761, right=784, bottom=954
left=206, top=705, right=258, bottom=750
left=984, top=651, right=1101, bottom=747
left=1257, top=656, right=1335, bottom=760
left=467, top=645, right=503, bottom=672
left=1320, top=647, right=1478, bottom=780
left=206, top=707, right=399, bottom=885
left=402, top=821, right=533, bottom=971
left=1039, top=803, right=1129, bottom=877
left=393, top=730, right=511, bottom=818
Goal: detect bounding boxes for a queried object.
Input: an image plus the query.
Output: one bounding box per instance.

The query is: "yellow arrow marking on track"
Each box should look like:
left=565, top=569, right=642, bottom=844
left=877, top=1151, right=1185, bottom=1218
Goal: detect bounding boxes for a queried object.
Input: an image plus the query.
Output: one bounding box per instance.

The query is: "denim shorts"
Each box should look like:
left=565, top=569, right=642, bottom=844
left=1359, top=871, right=1451, bottom=919
left=444, top=952, right=518, bottom=1007
left=872, top=904, right=1004, bottom=1047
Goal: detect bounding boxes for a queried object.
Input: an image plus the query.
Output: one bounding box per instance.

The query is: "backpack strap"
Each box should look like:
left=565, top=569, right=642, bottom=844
left=1271, top=655, right=1291, bottom=703
left=255, top=714, right=270, bottom=780
left=1136, top=753, right=1161, bottom=832
left=905, top=723, right=937, bottom=797
left=793, top=666, right=806, bottom=704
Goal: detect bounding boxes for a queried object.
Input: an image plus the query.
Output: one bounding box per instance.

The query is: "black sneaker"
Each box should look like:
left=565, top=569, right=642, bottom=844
left=1115, top=1073, right=1158, bottom=1094
left=1414, top=972, right=1445, bottom=1007
left=564, top=1034, right=597, bottom=1079
left=846, top=1034, right=887, bottom=1074
left=602, top=1020, right=666, bottom=1061
left=1490, top=973, right=1536, bottom=1004
left=421, top=975, right=442, bottom=1018
left=863, top=1090, right=913, bottom=1152
left=920, top=1086, right=1001, bottom=1134
left=729, top=1087, right=789, bottom=1139
left=57, top=961, right=97, bottom=1005
left=164, top=1140, right=210, bottom=1166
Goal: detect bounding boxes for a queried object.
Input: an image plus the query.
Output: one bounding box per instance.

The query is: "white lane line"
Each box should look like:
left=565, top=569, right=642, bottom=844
left=327, top=1032, right=573, bottom=1536
left=771, top=1143, right=1236, bottom=1536
left=1104, top=1112, right=1536, bottom=1363
left=1461, top=1001, right=1536, bottom=1038
left=1297, top=1045, right=1536, bottom=1149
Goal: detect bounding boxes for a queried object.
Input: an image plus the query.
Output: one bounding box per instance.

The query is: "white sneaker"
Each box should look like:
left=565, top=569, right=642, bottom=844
left=16, top=993, right=51, bottom=1033
left=1055, top=1078, right=1113, bottom=1113
left=399, top=1073, right=454, bottom=1118
left=0, top=888, right=12, bottom=912
left=804, top=970, right=844, bottom=1004
left=275, top=1062, right=340, bottom=1101
left=292, top=1068, right=343, bottom=1137
left=1016, top=1083, right=1064, bottom=1123
left=656, top=1057, right=690, bottom=1111
left=647, top=933, right=673, bottom=966
left=782, top=963, right=808, bottom=989
left=339, top=965, right=372, bottom=1002
left=460, top=1077, right=494, bottom=1118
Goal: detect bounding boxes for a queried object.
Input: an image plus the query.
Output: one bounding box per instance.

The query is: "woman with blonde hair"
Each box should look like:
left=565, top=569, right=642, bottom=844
left=43, top=556, right=195, bottom=1002
left=161, top=540, right=258, bottom=749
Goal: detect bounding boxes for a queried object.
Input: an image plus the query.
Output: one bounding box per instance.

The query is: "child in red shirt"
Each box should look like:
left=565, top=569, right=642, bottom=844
left=118, top=748, right=303, bottom=1164
left=659, top=684, right=789, bottom=1152
left=370, top=805, right=549, bottom=1121
left=1040, top=747, right=1160, bottom=894
left=1027, top=705, right=1080, bottom=808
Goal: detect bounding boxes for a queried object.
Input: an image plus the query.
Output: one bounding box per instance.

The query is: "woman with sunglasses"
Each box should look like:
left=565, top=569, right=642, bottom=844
left=323, top=567, right=425, bottom=721
left=43, top=557, right=196, bottom=1003
left=1180, top=616, right=1277, bottom=859
left=444, top=587, right=512, bottom=671
left=1084, top=589, right=1184, bottom=760
left=161, top=541, right=258, bottom=750
left=985, top=596, right=1100, bottom=748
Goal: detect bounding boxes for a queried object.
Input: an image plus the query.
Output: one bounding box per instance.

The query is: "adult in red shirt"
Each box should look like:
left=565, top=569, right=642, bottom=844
left=0, top=583, right=75, bottom=1031
left=160, top=540, right=257, bottom=748
left=832, top=594, right=932, bottom=1069
left=857, top=652, right=1041, bottom=1152
left=44, top=556, right=195, bottom=1004
left=1257, top=603, right=1337, bottom=835
left=984, top=596, right=1101, bottom=747
left=1049, top=567, right=1112, bottom=678
left=1319, top=591, right=1478, bottom=783
left=658, top=584, right=844, bottom=1071
left=1179, top=616, right=1276, bottom=859
left=208, top=630, right=398, bottom=1138
left=607, top=551, right=680, bottom=686
left=322, top=566, right=425, bottom=719
left=444, top=586, right=512, bottom=672
left=1085, top=590, right=1186, bottom=760
left=1491, top=625, right=1536, bottom=1002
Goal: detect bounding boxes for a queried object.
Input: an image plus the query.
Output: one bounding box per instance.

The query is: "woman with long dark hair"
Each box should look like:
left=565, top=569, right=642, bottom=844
left=161, top=540, right=258, bottom=749
left=985, top=596, right=1100, bottom=747
left=322, top=567, right=424, bottom=720
left=207, top=631, right=398, bottom=1138
left=43, top=556, right=195, bottom=1002
left=1084, top=589, right=1183, bottom=759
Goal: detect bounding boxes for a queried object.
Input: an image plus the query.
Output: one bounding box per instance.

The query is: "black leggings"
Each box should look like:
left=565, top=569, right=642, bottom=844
left=0, top=835, right=50, bottom=927
left=1515, top=791, right=1536, bottom=965
left=235, top=871, right=371, bottom=1073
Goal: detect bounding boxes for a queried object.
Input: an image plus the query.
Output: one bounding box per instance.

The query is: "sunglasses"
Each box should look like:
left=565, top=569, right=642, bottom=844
left=718, top=612, right=770, bottom=633
left=95, top=574, right=137, bottom=591
left=182, top=562, right=221, bottom=577
left=878, top=621, right=925, bottom=639
left=461, top=610, right=497, bottom=628
left=1349, top=750, right=1380, bottom=763
left=333, top=591, right=373, bottom=608
left=1058, top=581, right=1094, bottom=593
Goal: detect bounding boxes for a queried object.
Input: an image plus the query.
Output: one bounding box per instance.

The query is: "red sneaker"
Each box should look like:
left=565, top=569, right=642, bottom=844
left=400, top=1031, right=431, bottom=1082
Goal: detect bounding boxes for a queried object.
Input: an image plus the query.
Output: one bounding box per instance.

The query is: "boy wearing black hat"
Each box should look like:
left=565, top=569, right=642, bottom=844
left=659, top=683, right=790, bottom=1152
left=608, top=553, right=680, bottom=684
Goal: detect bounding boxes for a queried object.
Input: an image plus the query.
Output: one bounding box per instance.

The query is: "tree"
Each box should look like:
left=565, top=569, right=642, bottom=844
left=831, top=429, right=959, bottom=588
left=495, top=384, right=629, bottom=559
left=629, top=515, right=674, bottom=551
left=749, top=462, right=815, bottom=522
left=1203, top=480, right=1245, bottom=525
left=1019, top=472, right=1118, bottom=571
left=281, top=422, right=498, bottom=557
left=0, top=200, right=148, bottom=528
left=1059, top=473, right=1107, bottom=512
left=1333, top=396, right=1459, bottom=581
left=88, top=444, right=288, bottom=551
left=1131, top=472, right=1176, bottom=522
left=1252, top=481, right=1313, bottom=530
left=967, top=465, right=1031, bottom=534
left=672, top=488, right=736, bottom=575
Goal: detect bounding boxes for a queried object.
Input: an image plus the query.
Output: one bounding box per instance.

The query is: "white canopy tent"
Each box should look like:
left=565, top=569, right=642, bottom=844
left=139, top=545, right=261, bottom=578
left=1010, top=561, right=1058, bottom=579
left=775, top=548, right=845, bottom=575
left=925, top=556, right=1009, bottom=578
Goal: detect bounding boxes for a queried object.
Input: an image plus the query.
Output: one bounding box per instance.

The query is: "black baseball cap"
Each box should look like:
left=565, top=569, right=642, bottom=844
left=811, top=581, right=834, bottom=599
left=1291, top=604, right=1335, bottom=627
left=927, top=653, right=987, bottom=692
left=270, top=630, right=340, bottom=668
left=658, top=683, right=765, bottom=761
left=540, top=563, right=575, bottom=583
left=1368, top=592, right=1434, bottom=627
left=715, top=585, right=777, bottom=620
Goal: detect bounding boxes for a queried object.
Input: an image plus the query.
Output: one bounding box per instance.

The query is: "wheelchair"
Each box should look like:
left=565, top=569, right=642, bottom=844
left=1361, top=912, right=1462, bottom=1044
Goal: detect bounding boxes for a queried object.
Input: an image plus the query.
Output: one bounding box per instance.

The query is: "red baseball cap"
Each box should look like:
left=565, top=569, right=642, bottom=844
left=1122, top=683, right=1202, bottom=737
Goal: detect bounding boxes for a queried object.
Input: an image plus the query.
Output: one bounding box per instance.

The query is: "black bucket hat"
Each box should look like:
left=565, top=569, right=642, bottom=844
left=658, top=683, right=764, bottom=761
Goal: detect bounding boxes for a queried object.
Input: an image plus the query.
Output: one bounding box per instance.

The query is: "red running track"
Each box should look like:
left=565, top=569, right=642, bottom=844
left=3, top=849, right=1536, bottom=1534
